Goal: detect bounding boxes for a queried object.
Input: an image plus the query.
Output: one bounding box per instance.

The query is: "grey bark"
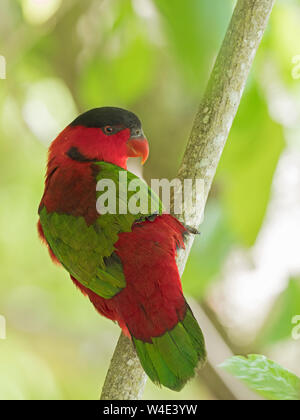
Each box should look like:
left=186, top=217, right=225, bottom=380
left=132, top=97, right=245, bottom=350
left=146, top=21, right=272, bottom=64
left=100, top=0, right=275, bottom=400
left=101, top=333, right=147, bottom=400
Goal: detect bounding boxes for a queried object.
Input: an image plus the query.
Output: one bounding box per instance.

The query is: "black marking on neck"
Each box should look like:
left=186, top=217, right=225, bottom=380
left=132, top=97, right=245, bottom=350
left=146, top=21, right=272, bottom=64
left=66, top=147, right=95, bottom=162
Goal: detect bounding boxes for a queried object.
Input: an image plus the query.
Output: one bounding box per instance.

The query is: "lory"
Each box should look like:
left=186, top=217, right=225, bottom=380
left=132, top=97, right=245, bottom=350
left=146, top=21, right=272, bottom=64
left=38, top=107, right=206, bottom=391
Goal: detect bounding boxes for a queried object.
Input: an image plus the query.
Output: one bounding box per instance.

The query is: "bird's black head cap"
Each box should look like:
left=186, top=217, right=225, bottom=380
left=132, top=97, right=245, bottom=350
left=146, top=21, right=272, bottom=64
left=70, top=107, right=142, bottom=129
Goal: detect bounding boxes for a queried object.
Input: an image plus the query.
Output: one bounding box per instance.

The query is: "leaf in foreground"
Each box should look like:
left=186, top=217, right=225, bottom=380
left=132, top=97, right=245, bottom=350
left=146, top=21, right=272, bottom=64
left=220, top=354, right=300, bottom=400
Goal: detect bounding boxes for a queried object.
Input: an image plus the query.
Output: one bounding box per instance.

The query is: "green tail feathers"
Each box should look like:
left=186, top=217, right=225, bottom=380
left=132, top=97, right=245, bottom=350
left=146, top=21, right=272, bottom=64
left=133, top=305, right=206, bottom=391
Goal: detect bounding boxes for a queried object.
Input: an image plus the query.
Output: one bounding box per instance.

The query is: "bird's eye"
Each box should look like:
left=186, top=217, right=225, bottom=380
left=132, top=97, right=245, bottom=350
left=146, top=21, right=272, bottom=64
left=103, top=126, right=114, bottom=135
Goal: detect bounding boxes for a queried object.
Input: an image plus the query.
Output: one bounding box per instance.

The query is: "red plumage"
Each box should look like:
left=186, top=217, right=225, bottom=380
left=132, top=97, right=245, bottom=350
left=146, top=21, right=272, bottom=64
left=38, top=108, right=206, bottom=391
left=71, top=214, right=187, bottom=341
left=38, top=122, right=188, bottom=342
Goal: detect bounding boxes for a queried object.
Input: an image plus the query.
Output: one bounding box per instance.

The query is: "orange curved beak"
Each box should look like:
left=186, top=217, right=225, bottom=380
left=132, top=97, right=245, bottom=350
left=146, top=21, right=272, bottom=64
left=126, top=136, right=149, bottom=165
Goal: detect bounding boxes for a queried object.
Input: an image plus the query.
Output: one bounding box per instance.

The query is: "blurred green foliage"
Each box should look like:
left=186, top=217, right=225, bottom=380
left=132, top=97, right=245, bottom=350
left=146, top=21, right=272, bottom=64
left=218, top=83, right=285, bottom=246
left=0, top=0, right=299, bottom=400
left=260, top=278, right=300, bottom=345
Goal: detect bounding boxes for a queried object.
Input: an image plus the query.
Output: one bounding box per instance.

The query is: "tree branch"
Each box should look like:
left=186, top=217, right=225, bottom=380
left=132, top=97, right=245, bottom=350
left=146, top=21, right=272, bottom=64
left=100, top=0, right=275, bottom=400
left=101, top=333, right=147, bottom=400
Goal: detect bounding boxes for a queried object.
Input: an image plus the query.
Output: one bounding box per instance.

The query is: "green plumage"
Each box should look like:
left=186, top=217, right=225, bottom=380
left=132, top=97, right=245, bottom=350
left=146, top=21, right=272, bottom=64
left=39, top=162, right=163, bottom=299
left=133, top=305, right=206, bottom=391
left=40, top=161, right=206, bottom=391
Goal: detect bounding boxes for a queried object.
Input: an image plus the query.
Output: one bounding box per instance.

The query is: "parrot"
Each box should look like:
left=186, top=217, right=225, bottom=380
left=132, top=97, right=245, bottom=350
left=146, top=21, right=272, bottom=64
left=38, top=107, right=206, bottom=391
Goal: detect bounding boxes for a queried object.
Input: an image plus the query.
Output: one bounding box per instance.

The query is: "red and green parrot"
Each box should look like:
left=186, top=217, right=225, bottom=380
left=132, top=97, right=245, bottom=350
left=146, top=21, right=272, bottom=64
left=38, top=107, right=206, bottom=391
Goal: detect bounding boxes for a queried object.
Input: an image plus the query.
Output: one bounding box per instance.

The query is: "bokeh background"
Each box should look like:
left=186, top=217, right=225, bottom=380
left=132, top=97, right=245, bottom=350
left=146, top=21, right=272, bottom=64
left=0, top=0, right=300, bottom=400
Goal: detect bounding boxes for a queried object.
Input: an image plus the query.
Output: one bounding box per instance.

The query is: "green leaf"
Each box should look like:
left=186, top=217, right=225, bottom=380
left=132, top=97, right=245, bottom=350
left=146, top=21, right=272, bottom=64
left=269, top=2, right=300, bottom=86
left=154, top=0, right=232, bottom=91
left=182, top=201, right=235, bottom=298
left=217, top=82, right=285, bottom=246
left=79, top=37, right=155, bottom=107
left=78, top=1, right=155, bottom=108
left=220, top=355, right=300, bottom=400
left=260, top=278, right=300, bottom=345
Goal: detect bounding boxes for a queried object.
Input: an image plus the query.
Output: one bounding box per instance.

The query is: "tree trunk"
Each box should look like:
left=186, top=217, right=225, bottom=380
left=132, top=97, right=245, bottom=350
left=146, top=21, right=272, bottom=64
left=100, top=0, right=276, bottom=401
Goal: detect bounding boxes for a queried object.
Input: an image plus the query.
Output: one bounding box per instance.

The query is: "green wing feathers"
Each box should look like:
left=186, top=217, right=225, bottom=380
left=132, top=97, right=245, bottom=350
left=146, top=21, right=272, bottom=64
left=40, top=160, right=207, bottom=391
left=133, top=304, right=206, bottom=391
left=96, top=162, right=162, bottom=217
left=39, top=208, right=126, bottom=298
left=39, top=162, right=163, bottom=299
